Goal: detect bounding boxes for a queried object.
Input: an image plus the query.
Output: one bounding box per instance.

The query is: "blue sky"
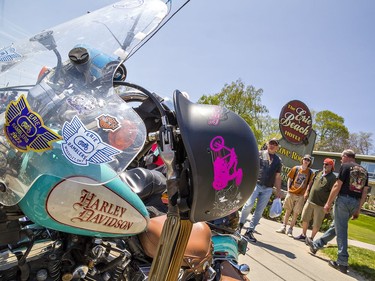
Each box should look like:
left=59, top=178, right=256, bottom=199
left=1, top=0, right=375, bottom=149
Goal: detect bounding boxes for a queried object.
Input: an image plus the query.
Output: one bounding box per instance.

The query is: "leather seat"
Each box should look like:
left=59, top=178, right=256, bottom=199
left=138, top=215, right=212, bottom=268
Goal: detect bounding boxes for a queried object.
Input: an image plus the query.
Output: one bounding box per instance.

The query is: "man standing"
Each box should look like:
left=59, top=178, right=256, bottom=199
left=294, top=158, right=336, bottom=240
left=276, top=154, right=314, bottom=237
left=306, top=149, right=369, bottom=274
left=239, top=138, right=282, bottom=243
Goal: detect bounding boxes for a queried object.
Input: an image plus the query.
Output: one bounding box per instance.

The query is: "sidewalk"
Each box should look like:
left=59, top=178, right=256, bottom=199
left=238, top=218, right=373, bottom=281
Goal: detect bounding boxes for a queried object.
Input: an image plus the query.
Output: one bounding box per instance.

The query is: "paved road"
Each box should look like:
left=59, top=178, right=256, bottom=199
left=238, top=218, right=373, bottom=281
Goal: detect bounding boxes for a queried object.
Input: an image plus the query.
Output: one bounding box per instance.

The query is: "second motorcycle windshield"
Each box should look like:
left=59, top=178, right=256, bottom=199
left=0, top=0, right=169, bottom=206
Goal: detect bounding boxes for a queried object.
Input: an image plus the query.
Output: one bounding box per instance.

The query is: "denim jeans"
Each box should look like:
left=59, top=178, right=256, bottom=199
left=335, top=195, right=360, bottom=266
left=313, top=195, right=360, bottom=266
left=313, top=221, right=336, bottom=249
left=240, top=183, right=274, bottom=232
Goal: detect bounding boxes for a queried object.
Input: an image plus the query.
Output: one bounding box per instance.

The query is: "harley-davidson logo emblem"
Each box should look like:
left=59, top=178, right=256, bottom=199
left=72, top=189, right=133, bottom=230
left=96, top=114, right=120, bottom=131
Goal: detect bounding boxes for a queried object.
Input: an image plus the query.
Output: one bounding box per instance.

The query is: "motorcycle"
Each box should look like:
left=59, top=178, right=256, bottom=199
left=0, top=1, right=259, bottom=280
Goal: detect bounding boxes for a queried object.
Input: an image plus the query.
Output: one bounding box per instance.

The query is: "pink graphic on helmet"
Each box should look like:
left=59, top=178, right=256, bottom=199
left=207, top=107, right=229, bottom=126
left=210, top=136, right=243, bottom=190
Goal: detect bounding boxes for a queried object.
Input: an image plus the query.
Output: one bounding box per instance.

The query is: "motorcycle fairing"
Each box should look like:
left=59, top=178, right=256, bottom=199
left=174, top=92, right=259, bottom=222
left=0, top=0, right=170, bottom=206
left=0, top=83, right=147, bottom=206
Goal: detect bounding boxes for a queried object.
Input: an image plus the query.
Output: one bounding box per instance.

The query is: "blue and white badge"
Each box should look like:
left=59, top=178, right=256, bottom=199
left=4, top=95, right=62, bottom=152
left=61, top=116, right=121, bottom=166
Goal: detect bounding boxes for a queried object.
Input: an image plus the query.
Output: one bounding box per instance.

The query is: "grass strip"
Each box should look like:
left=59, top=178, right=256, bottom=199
left=321, top=245, right=375, bottom=281
left=348, top=214, right=375, bottom=245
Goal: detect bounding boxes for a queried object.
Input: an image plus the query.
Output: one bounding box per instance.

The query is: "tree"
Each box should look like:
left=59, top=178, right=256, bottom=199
left=198, top=79, right=268, bottom=141
left=257, top=115, right=281, bottom=144
left=313, top=110, right=349, bottom=152
left=348, top=132, right=374, bottom=155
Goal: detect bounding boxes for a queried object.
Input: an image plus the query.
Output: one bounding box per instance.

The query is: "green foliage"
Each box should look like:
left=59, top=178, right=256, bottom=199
left=198, top=79, right=268, bottom=142
left=321, top=246, right=375, bottom=281
left=319, top=214, right=333, bottom=232
left=314, top=110, right=350, bottom=152
left=349, top=132, right=374, bottom=155
left=257, top=115, right=281, bottom=145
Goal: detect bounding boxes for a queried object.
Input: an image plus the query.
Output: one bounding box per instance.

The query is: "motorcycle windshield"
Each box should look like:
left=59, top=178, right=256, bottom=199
left=0, top=0, right=170, bottom=206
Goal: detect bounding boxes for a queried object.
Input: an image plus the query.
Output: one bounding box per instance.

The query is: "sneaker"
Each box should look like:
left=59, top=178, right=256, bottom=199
left=328, top=260, right=348, bottom=274
left=305, top=237, right=318, bottom=254
left=244, top=230, right=257, bottom=243
left=287, top=227, right=293, bottom=237
left=238, top=222, right=244, bottom=231
left=304, top=237, right=313, bottom=245
left=276, top=226, right=286, bottom=234
left=294, top=234, right=306, bottom=241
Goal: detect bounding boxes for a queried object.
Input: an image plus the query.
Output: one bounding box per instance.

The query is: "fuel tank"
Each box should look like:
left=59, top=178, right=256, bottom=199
left=18, top=166, right=149, bottom=237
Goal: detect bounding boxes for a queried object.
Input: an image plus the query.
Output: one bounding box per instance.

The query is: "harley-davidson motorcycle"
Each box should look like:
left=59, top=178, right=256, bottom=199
left=0, top=0, right=259, bottom=280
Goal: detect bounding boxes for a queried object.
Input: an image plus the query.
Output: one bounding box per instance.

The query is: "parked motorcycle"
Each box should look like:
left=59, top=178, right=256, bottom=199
left=0, top=1, right=259, bottom=280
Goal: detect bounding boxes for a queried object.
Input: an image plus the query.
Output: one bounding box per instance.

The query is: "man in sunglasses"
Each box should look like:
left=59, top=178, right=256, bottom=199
left=295, top=158, right=336, bottom=241
left=239, top=138, right=282, bottom=243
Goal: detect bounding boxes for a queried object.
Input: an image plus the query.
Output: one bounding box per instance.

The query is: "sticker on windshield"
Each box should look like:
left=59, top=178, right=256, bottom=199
left=96, top=114, right=120, bottom=132
left=0, top=45, right=22, bottom=62
left=66, top=95, right=97, bottom=115
left=61, top=116, right=121, bottom=166
left=4, top=95, right=62, bottom=152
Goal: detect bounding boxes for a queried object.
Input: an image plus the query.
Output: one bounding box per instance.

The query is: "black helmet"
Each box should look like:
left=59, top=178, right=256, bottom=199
left=174, top=91, right=259, bottom=222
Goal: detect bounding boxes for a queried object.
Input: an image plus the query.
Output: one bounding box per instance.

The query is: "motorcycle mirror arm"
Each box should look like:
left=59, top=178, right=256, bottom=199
left=30, top=30, right=63, bottom=84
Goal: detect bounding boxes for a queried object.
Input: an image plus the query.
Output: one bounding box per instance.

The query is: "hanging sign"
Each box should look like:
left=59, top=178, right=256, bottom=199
left=279, top=100, right=312, bottom=145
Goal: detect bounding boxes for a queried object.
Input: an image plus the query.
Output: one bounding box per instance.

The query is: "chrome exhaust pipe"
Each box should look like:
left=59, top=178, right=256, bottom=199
left=228, top=259, right=250, bottom=275
left=204, top=265, right=216, bottom=281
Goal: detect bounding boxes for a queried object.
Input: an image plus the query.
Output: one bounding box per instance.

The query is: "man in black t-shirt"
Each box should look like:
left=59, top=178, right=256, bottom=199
left=306, top=149, right=369, bottom=274
left=238, top=138, right=282, bottom=243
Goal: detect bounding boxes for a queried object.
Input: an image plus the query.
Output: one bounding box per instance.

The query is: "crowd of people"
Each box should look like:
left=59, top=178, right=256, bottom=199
left=239, top=139, right=370, bottom=275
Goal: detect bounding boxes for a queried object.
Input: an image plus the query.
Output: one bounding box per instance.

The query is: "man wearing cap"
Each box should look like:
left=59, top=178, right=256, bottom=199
left=276, top=154, right=314, bottom=237
left=239, top=138, right=282, bottom=243
left=294, top=158, right=336, bottom=241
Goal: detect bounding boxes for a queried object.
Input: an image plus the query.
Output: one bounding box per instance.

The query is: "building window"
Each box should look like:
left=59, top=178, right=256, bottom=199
left=360, top=161, right=375, bottom=181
